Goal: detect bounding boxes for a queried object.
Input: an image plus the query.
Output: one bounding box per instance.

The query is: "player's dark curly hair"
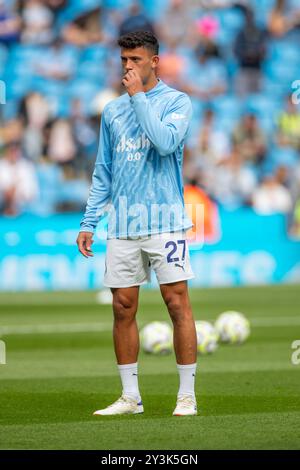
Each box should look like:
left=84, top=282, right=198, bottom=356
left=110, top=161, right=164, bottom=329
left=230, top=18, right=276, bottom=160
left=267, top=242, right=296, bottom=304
left=118, top=31, right=159, bottom=55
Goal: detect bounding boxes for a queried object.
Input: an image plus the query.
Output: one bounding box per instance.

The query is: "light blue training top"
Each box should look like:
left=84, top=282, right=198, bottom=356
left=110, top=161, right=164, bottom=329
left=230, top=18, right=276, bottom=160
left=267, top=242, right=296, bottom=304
left=80, top=78, right=193, bottom=238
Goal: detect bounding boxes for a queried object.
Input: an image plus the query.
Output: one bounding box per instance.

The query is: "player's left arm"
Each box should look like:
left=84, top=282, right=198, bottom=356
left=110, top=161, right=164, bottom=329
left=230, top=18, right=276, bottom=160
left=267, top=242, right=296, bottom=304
left=131, top=92, right=192, bottom=156
left=125, top=75, right=192, bottom=157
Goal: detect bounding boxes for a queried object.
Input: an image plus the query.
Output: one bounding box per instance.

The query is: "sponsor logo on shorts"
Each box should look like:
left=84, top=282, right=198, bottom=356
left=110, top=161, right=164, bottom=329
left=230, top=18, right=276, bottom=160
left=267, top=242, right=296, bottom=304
left=175, top=263, right=185, bottom=271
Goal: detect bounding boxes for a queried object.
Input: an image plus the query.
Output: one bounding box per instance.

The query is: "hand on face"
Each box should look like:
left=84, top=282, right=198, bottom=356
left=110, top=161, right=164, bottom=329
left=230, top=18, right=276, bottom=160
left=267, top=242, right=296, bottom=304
left=122, top=69, right=144, bottom=97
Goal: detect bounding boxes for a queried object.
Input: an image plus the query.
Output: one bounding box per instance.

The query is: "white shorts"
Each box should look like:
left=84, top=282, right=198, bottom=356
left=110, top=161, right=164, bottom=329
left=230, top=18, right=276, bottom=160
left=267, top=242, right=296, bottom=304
left=103, top=231, right=195, bottom=288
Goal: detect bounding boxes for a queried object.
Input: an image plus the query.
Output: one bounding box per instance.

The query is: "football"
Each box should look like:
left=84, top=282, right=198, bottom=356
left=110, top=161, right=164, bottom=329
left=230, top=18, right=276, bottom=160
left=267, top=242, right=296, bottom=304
left=195, top=320, right=219, bottom=355
left=96, top=289, right=113, bottom=304
left=140, top=321, right=173, bottom=355
left=215, top=311, right=250, bottom=344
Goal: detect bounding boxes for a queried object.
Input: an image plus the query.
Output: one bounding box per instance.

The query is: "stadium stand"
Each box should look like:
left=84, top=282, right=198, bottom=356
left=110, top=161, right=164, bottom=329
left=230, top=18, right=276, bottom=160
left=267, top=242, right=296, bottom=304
left=0, top=0, right=300, bottom=234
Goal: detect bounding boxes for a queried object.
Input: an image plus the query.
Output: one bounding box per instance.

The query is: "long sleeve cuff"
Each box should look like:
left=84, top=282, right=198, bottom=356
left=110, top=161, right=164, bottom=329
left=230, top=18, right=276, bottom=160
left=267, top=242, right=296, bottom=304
left=79, top=224, right=96, bottom=233
left=130, top=92, right=147, bottom=106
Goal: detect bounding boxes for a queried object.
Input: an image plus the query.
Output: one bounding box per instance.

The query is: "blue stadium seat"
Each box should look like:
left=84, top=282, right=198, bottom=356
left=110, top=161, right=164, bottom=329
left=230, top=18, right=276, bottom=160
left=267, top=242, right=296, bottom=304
left=213, top=7, right=245, bottom=46
left=216, top=7, right=245, bottom=32
left=214, top=114, right=239, bottom=134
left=29, top=163, right=64, bottom=215
left=56, top=0, right=102, bottom=27
left=140, top=0, right=169, bottom=19
left=64, top=79, right=101, bottom=115
left=257, top=116, right=275, bottom=135
left=263, top=60, right=300, bottom=85
left=216, top=27, right=235, bottom=47
left=4, top=60, right=33, bottom=78
left=261, top=77, right=291, bottom=100
left=46, top=94, right=70, bottom=118
left=80, top=45, right=108, bottom=63
left=226, top=57, right=240, bottom=80
left=252, top=0, right=275, bottom=27
left=76, top=62, right=106, bottom=86
left=57, top=179, right=90, bottom=205
left=34, top=79, right=65, bottom=98
left=0, top=44, right=7, bottom=66
left=244, top=93, right=281, bottom=119
left=102, top=0, right=133, bottom=9
left=4, top=75, right=34, bottom=100
left=267, top=40, right=300, bottom=64
left=67, top=79, right=100, bottom=99
left=8, top=44, right=43, bottom=63
left=211, top=94, right=243, bottom=121
left=269, top=146, right=299, bottom=169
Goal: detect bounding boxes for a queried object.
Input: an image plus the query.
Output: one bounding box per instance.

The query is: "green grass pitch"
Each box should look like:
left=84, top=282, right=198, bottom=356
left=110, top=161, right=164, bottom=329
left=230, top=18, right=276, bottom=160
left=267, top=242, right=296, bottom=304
left=0, top=285, right=299, bottom=450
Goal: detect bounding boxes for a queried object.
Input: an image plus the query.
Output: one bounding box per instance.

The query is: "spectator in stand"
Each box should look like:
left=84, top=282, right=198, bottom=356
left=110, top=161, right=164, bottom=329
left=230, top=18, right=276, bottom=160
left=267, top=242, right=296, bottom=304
left=268, top=0, right=300, bottom=38
left=47, top=118, right=77, bottom=168
left=0, top=119, right=23, bottom=147
left=232, top=113, right=267, bottom=165
left=183, top=109, right=230, bottom=187
left=234, top=7, right=267, bottom=96
left=0, top=0, right=21, bottom=46
left=185, top=108, right=230, bottom=180
left=19, top=92, right=51, bottom=163
left=0, top=141, right=39, bottom=215
left=208, top=145, right=257, bottom=208
left=19, top=92, right=50, bottom=129
left=157, top=45, right=186, bottom=90
left=156, top=0, right=193, bottom=48
left=34, top=38, right=76, bottom=81
left=62, top=6, right=103, bottom=47
left=0, top=0, right=299, bottom=218
left=118, top=2, right=155, bottom=36
left=70, top=99, right=99, bottom=177
left=194, top=15, right=221, bottom=59
left=199, top=0, right=249, bottom=8
left=45, top=0, right=67, bottom=13
left=290, top=162, right=300, bottom=202
left=277, top=94, right=300, bottom=150
left=182, top=47, right=228, bottom=100
left=275, top=165, right=291, bottom=189
left=290, top=196, right=300, bottom=237
left=20, top=0, right=54, bottom=45
left=252, top=171, right=293, bottom=215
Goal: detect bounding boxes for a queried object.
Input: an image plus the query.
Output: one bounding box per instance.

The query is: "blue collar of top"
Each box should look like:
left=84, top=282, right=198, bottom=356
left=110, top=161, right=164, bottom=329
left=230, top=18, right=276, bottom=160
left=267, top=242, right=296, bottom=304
left=145, top=78, right=164, bottom=97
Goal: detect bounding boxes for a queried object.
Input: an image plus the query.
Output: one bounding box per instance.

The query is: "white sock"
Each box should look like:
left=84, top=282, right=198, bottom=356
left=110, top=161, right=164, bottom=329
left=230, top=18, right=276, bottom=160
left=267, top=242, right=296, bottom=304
left=177, top=363, right=197, bottom=399
left=117, top=362, right=141, bottom=402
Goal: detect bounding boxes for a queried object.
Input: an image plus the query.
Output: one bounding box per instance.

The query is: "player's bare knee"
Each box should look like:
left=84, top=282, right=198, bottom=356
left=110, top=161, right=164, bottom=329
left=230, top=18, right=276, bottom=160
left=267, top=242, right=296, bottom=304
left=165, top=296, right=189, bottom=322
left=163, top=288, right=193, bottom=324
left=113, top=305, right=137, bottom=323
left=112, top=293, right=137, bottom=323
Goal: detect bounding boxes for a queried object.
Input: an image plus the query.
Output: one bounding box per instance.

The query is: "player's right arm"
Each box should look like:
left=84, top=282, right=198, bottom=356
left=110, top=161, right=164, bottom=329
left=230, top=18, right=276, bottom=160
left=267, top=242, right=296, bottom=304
left=77, top=108, right=112, bottom=258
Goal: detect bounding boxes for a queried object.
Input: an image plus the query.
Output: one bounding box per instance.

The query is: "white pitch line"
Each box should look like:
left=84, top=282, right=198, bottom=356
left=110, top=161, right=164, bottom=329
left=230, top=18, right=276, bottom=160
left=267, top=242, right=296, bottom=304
left=249, top=316, right=300, bottom=327
left=0, top=316, right=300, bottom=336
left=0, top=323, right=111, bottom=336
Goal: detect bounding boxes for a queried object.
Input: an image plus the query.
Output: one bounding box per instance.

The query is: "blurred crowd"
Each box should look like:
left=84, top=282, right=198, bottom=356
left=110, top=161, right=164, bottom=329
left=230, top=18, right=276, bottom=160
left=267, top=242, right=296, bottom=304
left=1, top=0, right=300, bottom=237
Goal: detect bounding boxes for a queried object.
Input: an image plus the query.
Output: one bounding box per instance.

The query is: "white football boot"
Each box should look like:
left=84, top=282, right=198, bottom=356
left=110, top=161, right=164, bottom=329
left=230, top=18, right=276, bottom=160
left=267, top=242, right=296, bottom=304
left=93, top=395, right=144, bottom=416
left=173, top=395, right=197, bottom=416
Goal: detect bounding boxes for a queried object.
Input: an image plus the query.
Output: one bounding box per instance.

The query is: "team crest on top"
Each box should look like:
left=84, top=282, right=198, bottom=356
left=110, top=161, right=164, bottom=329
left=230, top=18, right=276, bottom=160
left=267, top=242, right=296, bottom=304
left=171, top=112, right=186, bottom=120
